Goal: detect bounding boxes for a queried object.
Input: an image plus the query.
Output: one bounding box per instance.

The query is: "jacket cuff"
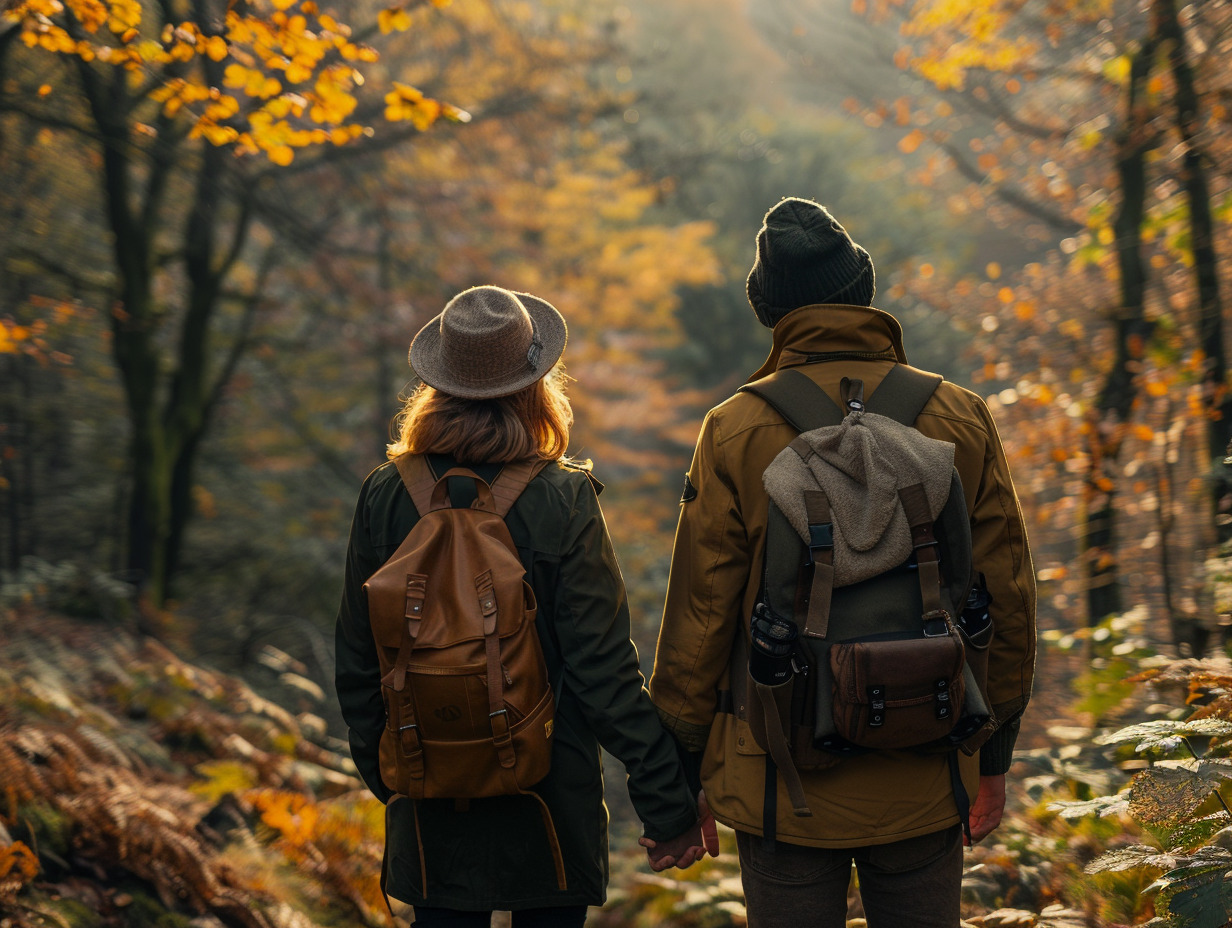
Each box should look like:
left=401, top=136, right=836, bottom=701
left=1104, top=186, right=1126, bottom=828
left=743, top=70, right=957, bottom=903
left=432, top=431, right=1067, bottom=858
left=641, top=806, right=700, bottom=844
left=654, top=705, right=711, bottom=753
left=979, top=714, right=1022, bottom=776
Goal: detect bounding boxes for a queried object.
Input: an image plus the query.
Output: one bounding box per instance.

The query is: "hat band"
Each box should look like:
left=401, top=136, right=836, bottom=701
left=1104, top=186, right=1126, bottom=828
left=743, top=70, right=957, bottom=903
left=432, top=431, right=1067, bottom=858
left=527, top=317, right=543, bottom=370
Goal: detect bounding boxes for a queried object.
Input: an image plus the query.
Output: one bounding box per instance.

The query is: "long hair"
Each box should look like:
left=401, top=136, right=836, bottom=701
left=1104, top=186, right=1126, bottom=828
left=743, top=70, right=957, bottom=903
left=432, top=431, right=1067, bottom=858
left=387, top=365, right=573, bottom=463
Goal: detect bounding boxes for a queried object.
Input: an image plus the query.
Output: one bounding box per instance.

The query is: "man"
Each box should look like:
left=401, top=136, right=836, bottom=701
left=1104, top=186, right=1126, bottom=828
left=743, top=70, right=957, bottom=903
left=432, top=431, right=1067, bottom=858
left=648, top=198, right=1036, bottom=927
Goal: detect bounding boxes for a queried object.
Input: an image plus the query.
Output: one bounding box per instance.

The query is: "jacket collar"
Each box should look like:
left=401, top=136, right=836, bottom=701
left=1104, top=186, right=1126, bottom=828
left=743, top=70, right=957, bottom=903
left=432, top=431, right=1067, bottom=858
left=746, top=304, right=908, bottom=383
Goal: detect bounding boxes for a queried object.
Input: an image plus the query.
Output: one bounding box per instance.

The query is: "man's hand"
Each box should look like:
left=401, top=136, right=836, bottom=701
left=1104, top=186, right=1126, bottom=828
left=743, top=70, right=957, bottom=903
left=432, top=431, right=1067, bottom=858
left=966, top=774, right=1006, bottom=846
left=639, top=790, right=720, bottom=871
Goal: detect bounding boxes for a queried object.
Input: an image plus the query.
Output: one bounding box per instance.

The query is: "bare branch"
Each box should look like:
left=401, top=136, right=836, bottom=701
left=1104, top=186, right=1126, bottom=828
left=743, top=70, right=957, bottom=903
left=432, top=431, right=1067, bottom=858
left=939, top=141, right=1084, bottom=235
left=205, top=246, right=275, bottom=416
left=10, top=246, right=114, bottom=292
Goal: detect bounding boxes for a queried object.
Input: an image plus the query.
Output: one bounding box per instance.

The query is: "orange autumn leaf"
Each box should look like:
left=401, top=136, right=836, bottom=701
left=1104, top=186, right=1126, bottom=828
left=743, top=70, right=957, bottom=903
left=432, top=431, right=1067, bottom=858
left=898, top=129, right=925, bottom=153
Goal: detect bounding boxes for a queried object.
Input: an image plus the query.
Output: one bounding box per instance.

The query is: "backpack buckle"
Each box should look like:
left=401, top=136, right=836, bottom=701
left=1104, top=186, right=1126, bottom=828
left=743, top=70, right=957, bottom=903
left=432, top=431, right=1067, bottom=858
left=807, top=522, right=834, bottom=552
left=922, top=610, right=952, bottom=638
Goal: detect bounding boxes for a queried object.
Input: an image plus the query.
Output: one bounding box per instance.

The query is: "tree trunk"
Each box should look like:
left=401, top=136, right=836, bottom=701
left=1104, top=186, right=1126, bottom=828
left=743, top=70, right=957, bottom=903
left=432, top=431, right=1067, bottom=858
left=1155, top=0, right=1228, bottom=559
left=76, top=48, right=249, bottom=611
left=1085, top=34, right=1158, bottom=626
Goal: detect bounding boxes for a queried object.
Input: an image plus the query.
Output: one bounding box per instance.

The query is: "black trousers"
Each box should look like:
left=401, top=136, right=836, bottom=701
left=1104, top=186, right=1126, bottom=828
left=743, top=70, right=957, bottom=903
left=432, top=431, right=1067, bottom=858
left=411, top=906, right=588, bottom=928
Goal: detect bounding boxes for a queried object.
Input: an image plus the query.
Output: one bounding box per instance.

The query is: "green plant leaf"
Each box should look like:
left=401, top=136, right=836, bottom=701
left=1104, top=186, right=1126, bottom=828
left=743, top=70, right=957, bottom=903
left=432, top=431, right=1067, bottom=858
left=1166, top=814, right=1232, bottom=854
left=1049, top=794, right=1130, bottom=820
left=1085, top=845, right=1176, bottom=874
left=1153, top=859, right=1232, bottom=928
left=1129, top=762, right=1232, bottom=826
left=1098, top=719, right=1232, bottom=753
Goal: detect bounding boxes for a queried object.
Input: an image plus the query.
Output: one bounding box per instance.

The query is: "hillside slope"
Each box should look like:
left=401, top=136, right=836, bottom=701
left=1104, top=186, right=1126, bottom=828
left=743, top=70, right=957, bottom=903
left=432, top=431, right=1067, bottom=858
left=0, top=604, right=387, bottom=928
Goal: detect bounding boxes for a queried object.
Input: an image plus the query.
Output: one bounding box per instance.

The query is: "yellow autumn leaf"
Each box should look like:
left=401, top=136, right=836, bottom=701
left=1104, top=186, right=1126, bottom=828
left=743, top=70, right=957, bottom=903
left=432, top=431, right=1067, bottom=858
left=986, top=262, right=1001, bottom=279
left=284, top=60, right=313, bottom=83
left=1103, top=54, right=1131, bottom=85
left=378, top=6, right=411, bottom=33
left=204, top=34, right=227, bottom=61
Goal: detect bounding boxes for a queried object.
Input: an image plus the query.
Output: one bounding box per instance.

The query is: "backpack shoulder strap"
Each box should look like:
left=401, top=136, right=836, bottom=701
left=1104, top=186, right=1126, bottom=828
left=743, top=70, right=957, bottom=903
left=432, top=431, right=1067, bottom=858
left=865, top=365, right=944, bottom=425
left=393, top=453, right=439, bottom=516
left=739, top=369, right=844, bottom=432
left=488, top=457, right=552, bottom=518
left=392, top=454, right=550, bottom=518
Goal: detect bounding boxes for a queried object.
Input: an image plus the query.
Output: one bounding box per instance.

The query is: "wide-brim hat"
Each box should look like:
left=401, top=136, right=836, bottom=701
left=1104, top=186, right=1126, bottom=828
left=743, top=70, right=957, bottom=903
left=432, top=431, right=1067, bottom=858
left=409, top=285, right=568, bottom=399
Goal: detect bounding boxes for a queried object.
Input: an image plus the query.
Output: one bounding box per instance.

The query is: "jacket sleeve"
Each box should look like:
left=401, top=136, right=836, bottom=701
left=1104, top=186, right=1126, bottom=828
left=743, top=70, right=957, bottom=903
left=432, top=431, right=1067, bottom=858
left=553, top=476, right=699, bottom=843
left=649, top=409, right=749, bottom=752
left=967, top=394, right=1037, bottom=775
left=334, top=473, right=395, bottom=804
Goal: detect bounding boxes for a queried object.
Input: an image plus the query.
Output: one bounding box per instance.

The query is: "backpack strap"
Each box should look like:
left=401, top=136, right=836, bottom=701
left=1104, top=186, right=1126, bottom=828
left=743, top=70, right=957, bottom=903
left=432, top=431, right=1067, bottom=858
left=488, top=457, right=552, bottom=517
left=740, top=369, right=844, bottom=431
left=393, top=454, right=550, bottom=517
left=864, top=364, right=943, bottom=425
left=740, top=363, right=944, bottom=429
left=394, top=453, right=441, bottom=516
left=899, top=483, right=951, bottom=635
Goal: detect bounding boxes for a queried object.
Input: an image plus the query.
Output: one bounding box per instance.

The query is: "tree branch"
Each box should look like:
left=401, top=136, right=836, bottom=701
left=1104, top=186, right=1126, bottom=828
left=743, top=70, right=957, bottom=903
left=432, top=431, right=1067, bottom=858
left=258, top=352, right=370, bottom=488
left=939, top=141, right=1084, bottom=234
left=10, top=246, right=114, bottom=293
left=205, top=246, right=275, bottom=417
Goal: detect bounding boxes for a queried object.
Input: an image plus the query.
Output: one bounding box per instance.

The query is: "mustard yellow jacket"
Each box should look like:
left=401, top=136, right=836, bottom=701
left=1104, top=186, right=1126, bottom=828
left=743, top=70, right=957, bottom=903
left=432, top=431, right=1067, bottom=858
left=649, top=304, right=1037, bottom=847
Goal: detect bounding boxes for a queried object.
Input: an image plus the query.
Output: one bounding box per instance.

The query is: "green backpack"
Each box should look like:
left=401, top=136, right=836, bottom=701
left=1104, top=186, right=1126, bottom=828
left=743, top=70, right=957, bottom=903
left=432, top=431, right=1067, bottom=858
left=735, top=364, right=997, bottom=842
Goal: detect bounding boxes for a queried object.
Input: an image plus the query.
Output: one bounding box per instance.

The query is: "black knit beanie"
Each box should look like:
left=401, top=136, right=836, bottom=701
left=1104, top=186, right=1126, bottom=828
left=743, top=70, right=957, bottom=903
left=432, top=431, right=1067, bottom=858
left=746, top=198, right=876, bottom=328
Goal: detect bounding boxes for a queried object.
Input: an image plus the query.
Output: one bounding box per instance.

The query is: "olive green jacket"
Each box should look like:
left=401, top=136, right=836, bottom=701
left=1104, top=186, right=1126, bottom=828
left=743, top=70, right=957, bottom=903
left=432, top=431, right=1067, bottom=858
left=650, top=305, right=1037, bottom=847
left=335, top=457, right=698, bottom=910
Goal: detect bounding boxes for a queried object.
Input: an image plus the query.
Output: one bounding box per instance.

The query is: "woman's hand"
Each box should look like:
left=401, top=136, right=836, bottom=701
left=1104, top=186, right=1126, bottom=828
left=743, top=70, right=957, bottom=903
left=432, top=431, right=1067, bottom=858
left=639, top=790, right=720, bottom=871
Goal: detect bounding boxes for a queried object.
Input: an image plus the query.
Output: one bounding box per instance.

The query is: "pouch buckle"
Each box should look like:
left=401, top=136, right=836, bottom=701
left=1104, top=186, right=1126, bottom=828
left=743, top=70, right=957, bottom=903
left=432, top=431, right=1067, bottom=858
left=922, top=609, right=952, bottom=638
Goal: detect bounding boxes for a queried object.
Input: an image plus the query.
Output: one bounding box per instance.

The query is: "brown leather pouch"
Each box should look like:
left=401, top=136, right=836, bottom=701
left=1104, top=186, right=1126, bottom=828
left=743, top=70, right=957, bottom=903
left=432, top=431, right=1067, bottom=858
left=829, top=627, right=966, bottom=750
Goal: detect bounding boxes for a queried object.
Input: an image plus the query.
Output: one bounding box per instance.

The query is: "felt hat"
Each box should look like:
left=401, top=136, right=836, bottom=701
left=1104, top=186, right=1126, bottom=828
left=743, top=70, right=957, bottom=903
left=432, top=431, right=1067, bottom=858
left=409, top=285, right=567, bottom=399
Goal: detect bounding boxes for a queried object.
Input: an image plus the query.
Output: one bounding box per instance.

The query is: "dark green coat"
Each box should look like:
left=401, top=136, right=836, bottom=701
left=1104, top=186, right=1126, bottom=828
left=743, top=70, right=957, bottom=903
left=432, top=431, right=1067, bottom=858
left=335, top=456, right=697, bottom=910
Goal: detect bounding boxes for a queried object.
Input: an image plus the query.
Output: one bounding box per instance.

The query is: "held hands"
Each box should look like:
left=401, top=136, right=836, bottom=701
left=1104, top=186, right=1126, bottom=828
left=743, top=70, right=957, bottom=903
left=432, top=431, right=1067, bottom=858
left=639, top=790, right=721, bottom=871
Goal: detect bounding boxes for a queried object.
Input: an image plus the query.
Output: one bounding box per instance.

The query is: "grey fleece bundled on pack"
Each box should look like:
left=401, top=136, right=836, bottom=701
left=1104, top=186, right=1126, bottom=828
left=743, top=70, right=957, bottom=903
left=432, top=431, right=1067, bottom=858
left=763, top=408, right=955, bottom=586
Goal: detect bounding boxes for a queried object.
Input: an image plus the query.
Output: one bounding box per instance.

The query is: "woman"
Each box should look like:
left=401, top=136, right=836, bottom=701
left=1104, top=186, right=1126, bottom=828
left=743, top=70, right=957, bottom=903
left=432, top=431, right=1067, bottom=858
left=335, top=285, right=710, bottom=928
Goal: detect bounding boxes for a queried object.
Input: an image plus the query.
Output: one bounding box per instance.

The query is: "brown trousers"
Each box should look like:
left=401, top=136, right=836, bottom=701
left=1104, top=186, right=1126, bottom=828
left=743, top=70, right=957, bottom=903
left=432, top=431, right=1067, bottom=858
left=736, top=826, right=964, bottom=928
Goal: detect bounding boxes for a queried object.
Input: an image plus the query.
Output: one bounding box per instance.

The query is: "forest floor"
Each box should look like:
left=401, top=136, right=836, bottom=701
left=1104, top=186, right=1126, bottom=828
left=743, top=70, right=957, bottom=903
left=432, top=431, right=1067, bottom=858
left=0, top=603, right=1207, bottom=927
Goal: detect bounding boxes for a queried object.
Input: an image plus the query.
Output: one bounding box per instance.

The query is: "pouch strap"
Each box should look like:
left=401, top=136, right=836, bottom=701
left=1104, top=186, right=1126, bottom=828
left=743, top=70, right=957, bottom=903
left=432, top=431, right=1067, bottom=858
left=762, top=754, right=778, bottom=852
left=476, top=569, right=516, bottom=770
left=386, top=573, right=427, bottom=693
left=752, top=681, right=812, bottom=819
left=801, top=489, right=834, bottom=640
left=521, top=788, right=569, bottom=891
left=947, top=752, right=972, bottom=844
left=899, top=483, right=947, bottom=631
left=381, top=576, right=427, bottom=783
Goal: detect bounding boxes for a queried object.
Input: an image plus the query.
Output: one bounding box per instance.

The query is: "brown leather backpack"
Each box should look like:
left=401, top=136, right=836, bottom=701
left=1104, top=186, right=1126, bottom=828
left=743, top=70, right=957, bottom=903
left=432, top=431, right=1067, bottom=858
left=363, top=454, right=565, bottom=890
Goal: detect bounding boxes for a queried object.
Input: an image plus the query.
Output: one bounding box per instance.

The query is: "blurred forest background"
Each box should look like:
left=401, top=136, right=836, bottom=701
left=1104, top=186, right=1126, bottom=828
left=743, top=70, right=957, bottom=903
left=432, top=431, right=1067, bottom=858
left=4, top=0, right=1232, bottom=925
